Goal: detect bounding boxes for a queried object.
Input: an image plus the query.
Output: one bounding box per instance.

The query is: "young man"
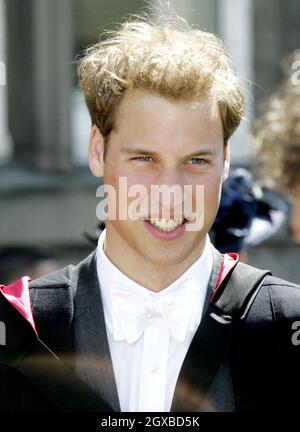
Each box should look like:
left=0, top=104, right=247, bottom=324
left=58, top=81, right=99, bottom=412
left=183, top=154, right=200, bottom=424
left=1, top=14, right=300, bottom=413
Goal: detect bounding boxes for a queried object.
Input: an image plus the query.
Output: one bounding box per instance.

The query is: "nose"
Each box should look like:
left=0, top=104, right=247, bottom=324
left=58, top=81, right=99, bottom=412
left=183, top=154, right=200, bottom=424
left=154, top=166, right=185, bottom=188
left=150, top=167, right=185, bottom=219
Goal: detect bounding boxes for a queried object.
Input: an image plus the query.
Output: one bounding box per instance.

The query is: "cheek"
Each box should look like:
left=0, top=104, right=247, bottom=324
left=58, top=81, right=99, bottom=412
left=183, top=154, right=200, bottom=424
left=202, top=175, right=223, bottom=222
left=200, top=174, right=223, bottom=201
left=104, top=171, right=153, bottom=220
left=184, top=174, right=222, bottom=225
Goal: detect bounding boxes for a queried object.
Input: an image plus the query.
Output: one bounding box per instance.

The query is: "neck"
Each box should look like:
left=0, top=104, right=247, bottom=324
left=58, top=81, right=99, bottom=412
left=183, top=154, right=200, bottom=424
left=103, top=224, right=206, bottom=292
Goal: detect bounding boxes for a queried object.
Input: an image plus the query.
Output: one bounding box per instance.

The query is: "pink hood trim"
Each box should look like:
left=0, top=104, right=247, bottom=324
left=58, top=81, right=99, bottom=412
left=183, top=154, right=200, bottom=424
left=0, top=276, right=37, bottom=336
left=210, top=252, right=240, bottom=303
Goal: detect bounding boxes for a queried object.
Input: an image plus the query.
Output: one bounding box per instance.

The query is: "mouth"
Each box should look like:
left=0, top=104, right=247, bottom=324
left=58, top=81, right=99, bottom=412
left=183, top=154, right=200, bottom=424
left=142, top=217, right=188, bottom=240
left=146, top=217, right=186, bottom=232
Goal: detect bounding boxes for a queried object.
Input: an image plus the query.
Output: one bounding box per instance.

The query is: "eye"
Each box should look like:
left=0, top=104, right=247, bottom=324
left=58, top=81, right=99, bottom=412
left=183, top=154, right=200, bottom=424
left=189, top=158, right=207, bottom=165
left=133, top=156, right=153, bottom=162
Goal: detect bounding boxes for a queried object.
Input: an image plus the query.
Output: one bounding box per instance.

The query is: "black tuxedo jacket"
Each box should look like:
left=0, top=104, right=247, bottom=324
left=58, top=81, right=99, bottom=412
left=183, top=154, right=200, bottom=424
left=1, top=246, right=300, bottom=412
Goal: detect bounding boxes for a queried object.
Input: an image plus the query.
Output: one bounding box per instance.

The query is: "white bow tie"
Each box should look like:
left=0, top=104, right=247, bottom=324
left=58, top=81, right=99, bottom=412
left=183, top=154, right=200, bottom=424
left=109, top=278, right=201, bottom=344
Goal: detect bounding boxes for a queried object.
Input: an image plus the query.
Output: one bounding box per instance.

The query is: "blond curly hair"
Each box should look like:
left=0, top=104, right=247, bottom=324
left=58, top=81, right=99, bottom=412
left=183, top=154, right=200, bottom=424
left=253, top=50, right=300, bottom=197
left=77, top=14, right=244, bottom=148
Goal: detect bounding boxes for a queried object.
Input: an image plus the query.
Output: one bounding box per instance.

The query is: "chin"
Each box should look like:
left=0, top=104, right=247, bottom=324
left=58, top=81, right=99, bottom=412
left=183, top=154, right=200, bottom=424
left=141, top=251, right=186, bottom=267
left=138, top=240, right=200, bottom=267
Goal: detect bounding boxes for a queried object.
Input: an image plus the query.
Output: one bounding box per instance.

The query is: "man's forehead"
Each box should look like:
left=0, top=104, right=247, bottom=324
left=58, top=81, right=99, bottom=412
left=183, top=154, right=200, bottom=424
left=113, top=89, right=220, bottom=127
left=116, top=88, right=214, bottom=109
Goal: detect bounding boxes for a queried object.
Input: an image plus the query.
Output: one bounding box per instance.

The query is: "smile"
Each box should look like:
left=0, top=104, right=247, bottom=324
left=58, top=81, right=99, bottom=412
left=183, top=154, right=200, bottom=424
left=148, top=218, right=185, bottom=232
left=143, top=218, right=187, bottom=240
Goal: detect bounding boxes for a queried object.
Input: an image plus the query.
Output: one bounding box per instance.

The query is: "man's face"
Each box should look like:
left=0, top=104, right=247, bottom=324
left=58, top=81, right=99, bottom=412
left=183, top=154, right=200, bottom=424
left=89, top=89, right=229, bottom=268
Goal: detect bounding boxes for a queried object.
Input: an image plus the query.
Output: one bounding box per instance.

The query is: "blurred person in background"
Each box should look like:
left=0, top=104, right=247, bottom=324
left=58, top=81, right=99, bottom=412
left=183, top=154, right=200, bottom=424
left=254, top=49, right=300, bottom=245
left=210, top=167, right=288, bottom=261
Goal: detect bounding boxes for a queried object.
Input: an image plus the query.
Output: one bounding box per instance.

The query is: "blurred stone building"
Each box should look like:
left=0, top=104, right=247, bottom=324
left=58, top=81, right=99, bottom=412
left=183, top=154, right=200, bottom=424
left=0, top=0, right=299, bottom=282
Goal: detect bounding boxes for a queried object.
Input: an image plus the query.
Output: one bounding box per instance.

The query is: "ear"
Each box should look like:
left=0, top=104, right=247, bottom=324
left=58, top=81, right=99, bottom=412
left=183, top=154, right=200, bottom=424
left=88, top=125, right=104, bottom=177
left=223, top=142, right=230, bottom=181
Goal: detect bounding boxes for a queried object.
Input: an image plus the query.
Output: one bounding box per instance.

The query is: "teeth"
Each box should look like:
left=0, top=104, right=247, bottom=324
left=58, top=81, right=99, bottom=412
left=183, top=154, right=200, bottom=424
left=148, top=218, right=185, bottom=232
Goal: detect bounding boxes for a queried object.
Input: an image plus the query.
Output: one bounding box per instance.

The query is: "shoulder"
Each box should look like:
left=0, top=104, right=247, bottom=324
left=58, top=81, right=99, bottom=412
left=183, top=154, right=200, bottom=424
left=30, top=264, right=72, bottom=289
left=29, top=249, right=97, bottom=304
left=28, top=264, right=75, bottom=347
left=29, top=264, right=74, bottom=316
left=246, top=272, right=300, bottom=324
left=261, top=275, right=300, bottom=320
left=28, top=250, right=97, bottom=346
left=231, top=272, right=300, bottom=411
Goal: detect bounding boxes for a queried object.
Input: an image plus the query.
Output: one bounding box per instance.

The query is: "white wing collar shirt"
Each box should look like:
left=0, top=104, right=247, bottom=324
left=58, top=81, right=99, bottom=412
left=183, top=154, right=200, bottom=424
left=96, top=228, right=213, bottom=412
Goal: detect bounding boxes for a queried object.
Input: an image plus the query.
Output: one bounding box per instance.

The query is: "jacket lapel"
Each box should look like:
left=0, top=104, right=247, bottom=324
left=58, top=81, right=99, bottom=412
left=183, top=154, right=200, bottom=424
left=171, top=246, right=234, bottom=411
left=71, top=251, right=121, bottom=412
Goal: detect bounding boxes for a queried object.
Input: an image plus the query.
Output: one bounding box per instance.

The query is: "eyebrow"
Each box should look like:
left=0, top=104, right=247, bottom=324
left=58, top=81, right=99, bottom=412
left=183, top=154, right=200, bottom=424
left=120, top=147, right=216, bottom=158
